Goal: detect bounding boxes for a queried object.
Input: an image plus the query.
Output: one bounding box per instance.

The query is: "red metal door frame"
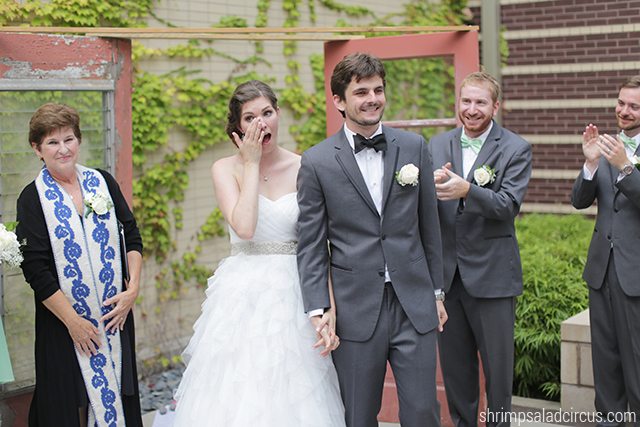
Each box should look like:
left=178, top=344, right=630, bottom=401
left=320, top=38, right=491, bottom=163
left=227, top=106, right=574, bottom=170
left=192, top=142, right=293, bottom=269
left=0, top=33, right=133, bottom=202
left=324, top=31, right=479, bottom=136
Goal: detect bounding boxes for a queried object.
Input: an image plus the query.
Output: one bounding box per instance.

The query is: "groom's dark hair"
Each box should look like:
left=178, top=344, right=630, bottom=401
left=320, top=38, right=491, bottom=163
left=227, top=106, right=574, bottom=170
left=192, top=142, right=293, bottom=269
left=330, top=52, right=386, bottom=105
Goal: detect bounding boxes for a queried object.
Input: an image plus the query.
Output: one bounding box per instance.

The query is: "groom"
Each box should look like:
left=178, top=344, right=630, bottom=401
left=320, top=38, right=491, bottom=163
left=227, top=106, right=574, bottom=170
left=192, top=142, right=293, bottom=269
left=297, top=52, right=447, bottom=427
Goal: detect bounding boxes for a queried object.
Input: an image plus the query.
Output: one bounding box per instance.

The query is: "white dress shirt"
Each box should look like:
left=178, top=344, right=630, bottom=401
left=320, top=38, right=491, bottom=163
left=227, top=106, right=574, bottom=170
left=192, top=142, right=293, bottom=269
left=462, top=122, right=494, bottom=179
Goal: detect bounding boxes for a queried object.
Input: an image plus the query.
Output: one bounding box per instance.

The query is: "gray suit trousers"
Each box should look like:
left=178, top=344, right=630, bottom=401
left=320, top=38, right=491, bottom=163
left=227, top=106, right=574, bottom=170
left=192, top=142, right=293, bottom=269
left=439, top=272, right=515, bottom=427
left=331, top=283, right=440, bottom=427
left=590, top=255, right=640, bottom=427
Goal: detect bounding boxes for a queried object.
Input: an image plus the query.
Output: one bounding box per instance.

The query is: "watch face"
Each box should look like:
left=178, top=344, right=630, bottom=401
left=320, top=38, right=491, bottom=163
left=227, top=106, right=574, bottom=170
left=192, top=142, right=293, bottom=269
left=624, top=164, right=634, bottom=175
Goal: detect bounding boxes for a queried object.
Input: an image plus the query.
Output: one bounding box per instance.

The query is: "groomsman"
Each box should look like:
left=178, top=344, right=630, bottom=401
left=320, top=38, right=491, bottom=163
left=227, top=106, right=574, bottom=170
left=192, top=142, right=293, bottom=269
left=571, top=75, right=640, bottom=426
left=428, top=71, right=532, bottom=427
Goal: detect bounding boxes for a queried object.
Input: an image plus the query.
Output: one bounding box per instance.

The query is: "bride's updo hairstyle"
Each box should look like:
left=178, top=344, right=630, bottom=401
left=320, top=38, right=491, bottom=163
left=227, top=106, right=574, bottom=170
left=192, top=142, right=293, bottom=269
left=226, top=80, right=278, bottom=146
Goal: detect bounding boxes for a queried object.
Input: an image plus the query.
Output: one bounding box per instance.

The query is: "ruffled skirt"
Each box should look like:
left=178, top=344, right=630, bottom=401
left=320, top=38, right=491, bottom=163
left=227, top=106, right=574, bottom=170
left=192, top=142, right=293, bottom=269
left=173, top=254, right=345, bottom=426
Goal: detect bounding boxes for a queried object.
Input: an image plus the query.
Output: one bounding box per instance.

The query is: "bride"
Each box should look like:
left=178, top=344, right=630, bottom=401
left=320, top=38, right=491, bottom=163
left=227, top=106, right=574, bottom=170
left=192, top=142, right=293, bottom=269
left=172, top=80, right=345, bottom=426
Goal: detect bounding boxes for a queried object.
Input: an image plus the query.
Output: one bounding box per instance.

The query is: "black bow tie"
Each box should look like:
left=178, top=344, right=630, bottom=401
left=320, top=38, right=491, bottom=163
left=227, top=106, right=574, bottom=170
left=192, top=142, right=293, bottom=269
left=353, top=133, right=387, bottom=153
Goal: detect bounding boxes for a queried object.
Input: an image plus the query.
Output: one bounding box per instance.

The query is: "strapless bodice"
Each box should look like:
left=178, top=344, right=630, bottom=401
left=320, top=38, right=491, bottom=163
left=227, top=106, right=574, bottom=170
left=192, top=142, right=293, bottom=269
left=228, top=193, right=298, bottom=245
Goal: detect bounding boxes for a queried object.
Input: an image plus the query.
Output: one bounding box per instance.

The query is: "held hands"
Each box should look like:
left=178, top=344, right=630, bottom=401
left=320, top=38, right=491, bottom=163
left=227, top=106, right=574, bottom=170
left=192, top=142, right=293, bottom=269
left=68, top=316, right=101, bottom=357
left=100, top=287, right=138, bottom=333
left=232, top=117, right=266, bottom=164
left=311, top=309, right=340, bottom=357
left=434, top=162, right=471, bottom=200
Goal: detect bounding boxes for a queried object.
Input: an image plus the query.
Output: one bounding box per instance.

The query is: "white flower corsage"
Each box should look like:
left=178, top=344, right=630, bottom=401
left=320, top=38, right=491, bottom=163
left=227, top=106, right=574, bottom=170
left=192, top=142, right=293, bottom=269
left=84, top=191, right=113, bottom=217
left=0, top=222, right=24, bottom=268
left=395, top=163, right=419, bottom=186
left=473, top=165, right=496, bottom=187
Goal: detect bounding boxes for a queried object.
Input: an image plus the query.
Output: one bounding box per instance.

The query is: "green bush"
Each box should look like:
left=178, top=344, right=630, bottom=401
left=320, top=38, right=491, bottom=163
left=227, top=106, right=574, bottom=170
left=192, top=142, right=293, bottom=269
left=513, top=213, right=593, bottom=401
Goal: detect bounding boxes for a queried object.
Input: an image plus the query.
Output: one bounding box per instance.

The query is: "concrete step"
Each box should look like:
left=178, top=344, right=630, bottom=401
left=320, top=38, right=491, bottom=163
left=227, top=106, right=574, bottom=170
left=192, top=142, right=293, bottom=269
left=142, top=396, right=591, bottom=427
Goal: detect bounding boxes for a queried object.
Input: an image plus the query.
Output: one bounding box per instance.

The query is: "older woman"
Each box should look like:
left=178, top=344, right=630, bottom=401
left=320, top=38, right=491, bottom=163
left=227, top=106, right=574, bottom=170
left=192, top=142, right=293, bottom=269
left=16, top=103, right=143, bottom=427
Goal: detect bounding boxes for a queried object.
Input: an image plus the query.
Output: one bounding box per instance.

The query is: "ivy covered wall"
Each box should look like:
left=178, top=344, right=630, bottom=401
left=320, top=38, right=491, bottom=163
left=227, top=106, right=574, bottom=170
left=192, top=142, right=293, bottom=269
left=0, top=0, right=466, bottom=378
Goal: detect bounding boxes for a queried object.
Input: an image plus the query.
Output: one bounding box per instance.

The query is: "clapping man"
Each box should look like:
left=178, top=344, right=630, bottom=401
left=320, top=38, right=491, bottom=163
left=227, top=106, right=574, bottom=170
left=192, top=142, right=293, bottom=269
left=571, top=75, right=640, bottom=426
left=428, top=71, right=532, bottom=427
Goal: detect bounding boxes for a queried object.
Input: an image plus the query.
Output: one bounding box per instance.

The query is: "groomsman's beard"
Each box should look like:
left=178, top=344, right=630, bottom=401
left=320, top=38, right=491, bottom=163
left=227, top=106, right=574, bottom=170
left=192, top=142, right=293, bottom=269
left=618, top=118, right=640, bottom=136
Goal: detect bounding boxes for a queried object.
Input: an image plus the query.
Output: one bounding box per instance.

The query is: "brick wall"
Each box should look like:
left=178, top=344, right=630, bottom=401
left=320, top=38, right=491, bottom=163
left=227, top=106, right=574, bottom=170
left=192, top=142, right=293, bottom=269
left=526, top=178, right=575, bottom=204
left=470, top=0, right=640, bottom=213
left=507, top=34, right=639, bottom=66
left=501, top=0, right=640, bottom=30
left=503, top=71, right=637, bottom=100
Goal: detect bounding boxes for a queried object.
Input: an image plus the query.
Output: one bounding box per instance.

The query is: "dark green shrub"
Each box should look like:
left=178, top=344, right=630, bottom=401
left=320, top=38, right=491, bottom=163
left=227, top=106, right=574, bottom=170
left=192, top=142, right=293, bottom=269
left=513, top=213, right=593, bottom=400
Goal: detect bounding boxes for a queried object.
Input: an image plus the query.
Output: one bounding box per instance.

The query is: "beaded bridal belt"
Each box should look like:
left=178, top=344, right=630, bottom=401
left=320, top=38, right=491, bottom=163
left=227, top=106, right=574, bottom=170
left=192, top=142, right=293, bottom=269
left=230, top=241, right=298, bottom=256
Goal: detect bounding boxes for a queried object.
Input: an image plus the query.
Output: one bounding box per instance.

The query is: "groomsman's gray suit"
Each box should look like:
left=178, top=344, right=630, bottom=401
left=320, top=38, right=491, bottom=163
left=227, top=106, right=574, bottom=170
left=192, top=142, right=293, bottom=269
left=297, top=125, right=443, bottom=427
left=428, top=121, right=532, bottom=427
left=572, top=151, right=640, bottom=425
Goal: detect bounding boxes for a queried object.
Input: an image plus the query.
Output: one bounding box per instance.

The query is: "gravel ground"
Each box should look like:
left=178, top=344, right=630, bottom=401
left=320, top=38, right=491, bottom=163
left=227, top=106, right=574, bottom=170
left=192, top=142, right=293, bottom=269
left=138, top=365, right=185, bottom=414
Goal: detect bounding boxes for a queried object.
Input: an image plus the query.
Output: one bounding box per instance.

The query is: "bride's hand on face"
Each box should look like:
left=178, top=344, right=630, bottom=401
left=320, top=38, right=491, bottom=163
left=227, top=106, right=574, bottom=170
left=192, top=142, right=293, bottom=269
left=233, top=117, right=265, bottom=164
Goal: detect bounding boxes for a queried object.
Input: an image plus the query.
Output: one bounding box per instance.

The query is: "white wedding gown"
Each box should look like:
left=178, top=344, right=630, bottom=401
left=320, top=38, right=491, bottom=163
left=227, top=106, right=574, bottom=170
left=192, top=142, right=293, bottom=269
left=173, top=193, right=345, bottom=426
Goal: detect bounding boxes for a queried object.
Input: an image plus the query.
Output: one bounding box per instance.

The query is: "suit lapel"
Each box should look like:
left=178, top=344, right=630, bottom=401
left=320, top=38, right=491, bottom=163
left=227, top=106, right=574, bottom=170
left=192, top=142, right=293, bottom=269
left=466, top=124, right=502, bottom=182
left=381, top=128, right=399, bottom=214
left=610, top=162, right=619, bottom=194
left=451, top=128, right=463, bottom=177
left=334, top=134, right=379, bottom=216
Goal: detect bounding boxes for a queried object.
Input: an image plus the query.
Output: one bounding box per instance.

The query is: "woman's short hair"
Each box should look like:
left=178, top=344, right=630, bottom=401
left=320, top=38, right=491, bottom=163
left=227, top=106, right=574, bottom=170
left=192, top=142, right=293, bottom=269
left=29, top=103, right=82, bottom=149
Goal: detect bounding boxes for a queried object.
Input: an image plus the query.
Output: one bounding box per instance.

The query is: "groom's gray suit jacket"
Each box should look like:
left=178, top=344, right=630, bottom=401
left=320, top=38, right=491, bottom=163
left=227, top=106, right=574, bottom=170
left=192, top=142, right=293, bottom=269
left=297, top=125, right=444, bottom=342
left=428, top=123, right=532, bottom=297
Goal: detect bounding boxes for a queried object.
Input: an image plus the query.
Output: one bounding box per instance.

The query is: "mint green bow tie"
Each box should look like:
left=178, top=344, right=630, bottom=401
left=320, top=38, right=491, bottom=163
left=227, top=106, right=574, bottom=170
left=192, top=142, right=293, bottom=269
left=460, top=134, right=484, bottom=154
left=619, top=132, right=638, bottom=152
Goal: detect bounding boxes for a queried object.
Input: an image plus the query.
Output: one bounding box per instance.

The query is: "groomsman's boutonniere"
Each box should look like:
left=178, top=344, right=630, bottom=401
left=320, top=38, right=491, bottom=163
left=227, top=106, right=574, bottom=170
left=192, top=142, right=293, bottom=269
left=473, top=165, right=496, bottom=187
left=396, top=163, right=419, bottom=186
left=84, top=191, right=113, bottom=217
left=633, top=155, right=640, bottom=170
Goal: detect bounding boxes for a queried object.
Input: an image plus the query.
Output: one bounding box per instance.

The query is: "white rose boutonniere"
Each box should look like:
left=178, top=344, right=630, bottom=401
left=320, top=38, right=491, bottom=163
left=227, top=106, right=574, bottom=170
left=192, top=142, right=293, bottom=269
left=633, top=155, right=640, bottom=170
left=0, top=222, right=24, bottom=269
left=395, top=163, right=420, bottom=186
left=473, top=165, right=497, bottom=187
left=84, top=191, right=113, bottom=217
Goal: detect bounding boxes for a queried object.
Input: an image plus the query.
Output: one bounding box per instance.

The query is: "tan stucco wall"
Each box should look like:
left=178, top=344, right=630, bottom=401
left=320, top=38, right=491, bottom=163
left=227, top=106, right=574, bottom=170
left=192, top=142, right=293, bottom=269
left=133, top=0, right=415, bottom=366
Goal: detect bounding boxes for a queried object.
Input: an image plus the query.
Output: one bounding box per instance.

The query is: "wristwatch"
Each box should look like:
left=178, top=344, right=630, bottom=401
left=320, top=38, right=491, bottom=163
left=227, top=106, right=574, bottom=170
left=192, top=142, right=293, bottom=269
left=434, top=289, right=445, bottom=302
left=622, top=163, right=635, bottom=176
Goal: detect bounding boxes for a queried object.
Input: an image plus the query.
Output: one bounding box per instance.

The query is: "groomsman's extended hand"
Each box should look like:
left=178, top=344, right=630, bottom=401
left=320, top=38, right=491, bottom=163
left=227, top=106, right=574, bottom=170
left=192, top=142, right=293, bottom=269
left=434, top=162, right=471, bottom=200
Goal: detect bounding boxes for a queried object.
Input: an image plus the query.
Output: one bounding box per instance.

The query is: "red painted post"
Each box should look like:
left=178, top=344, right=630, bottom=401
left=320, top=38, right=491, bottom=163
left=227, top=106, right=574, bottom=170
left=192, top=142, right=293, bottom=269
left=0, top=34, right=133, bottom=203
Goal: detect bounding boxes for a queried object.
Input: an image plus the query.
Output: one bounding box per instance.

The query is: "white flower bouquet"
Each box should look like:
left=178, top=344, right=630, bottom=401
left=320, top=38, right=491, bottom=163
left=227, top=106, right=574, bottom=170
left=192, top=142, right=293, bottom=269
left=0, top=223, right=23, bottom=269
